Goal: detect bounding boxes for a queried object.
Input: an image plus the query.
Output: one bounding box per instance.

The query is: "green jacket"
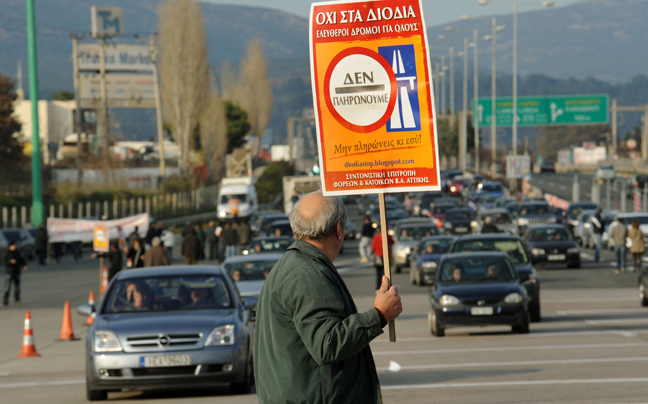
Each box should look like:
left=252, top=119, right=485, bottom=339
left=254, top=240, right=384, bottom=404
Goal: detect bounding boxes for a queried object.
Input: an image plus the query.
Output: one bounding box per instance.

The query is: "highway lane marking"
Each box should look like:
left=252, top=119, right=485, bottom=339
left=0, top=379, right=83, bottom=389
left=377, top=356, right=648, bottom=371
left=548, top=297, right=635, bottom=302
left=373, top=329, right=648, bottom=343
left=557, top=308, right=647, bottom=315
left=585, top=318, right=648, bottom=325
left=373, top=342, right=648, bottom=356
left=381, top=377, right=648, bottom=390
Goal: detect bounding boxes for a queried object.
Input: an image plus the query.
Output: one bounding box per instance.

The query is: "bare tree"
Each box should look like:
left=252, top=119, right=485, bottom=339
left=200, top=94, right=228, bottom=183
left=158, top=0, right=209, bottom=171
left=219, top=61, right=239, bottom=102
left=238, top=38, right=273, bottom=156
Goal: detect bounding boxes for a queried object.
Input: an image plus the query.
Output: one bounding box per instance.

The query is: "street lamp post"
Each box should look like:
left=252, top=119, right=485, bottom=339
left=484, top=19, right=506, bottom=179
left=440, top=55, right=446, bottom=115
left=449, top=46, right=455, bottom=116
left=479, top=0, right=555, bottom=155
left=473, top=28, right=480, bottom=172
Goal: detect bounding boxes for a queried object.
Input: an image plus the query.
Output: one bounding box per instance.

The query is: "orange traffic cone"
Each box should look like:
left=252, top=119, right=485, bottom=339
left=16, top=310, right=40, bottom=358
left=101, top=267, right=109, bottom=293
left=59, top=301, right=76, bottom=341
left=86, top=291, right=95, bottom=325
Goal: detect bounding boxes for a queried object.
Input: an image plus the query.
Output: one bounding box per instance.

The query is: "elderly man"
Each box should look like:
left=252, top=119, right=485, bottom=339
left=254, top=191, right=402, bottom=404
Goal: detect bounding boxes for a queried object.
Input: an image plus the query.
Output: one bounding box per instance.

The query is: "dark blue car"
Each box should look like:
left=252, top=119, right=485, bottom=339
left=409, top=236, right=455, bottom=286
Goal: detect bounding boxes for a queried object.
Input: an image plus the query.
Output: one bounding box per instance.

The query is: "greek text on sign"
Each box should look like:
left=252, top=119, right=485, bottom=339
left=310, top=0, right=439, bottom=196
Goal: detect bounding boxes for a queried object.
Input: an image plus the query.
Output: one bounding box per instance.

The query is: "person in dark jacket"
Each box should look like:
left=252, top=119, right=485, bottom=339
left=92, top=240, right=123, bottom=281
left=128, top=227, right=141, bottom=250
left=127, top=239, right=146, bottom=268
left=144, top=237, right=169, bottom=267
left=181, top=229, right=201, bottom=265
left=35, top=223, right=48, bottom=265
left=254, top=191, right=402, bottom=403
left=222, top=221, right=239, bottom=258
left=205, top=221, right=219, bottom=261
left=358, top=215, right=375, bottom=263
left=3, top=240, right=28, bottom=306
left=480, top=216, right=501, bottom=234
left=144, top=223, right=158, bottom=249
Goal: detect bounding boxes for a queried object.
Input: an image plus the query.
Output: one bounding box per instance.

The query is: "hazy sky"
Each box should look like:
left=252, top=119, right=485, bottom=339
left=205, top=0, right=584, bottom=27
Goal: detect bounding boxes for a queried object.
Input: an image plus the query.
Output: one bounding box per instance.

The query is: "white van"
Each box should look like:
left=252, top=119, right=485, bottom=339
left=217, top=177, right=258, bottom=219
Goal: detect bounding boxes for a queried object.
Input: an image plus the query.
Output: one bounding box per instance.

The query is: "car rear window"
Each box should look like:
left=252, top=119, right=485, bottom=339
left=531, top=227, right=572, bottom=241
left=439, top=256, right=516, bottom=283
left=397, top=225, right=439, bottom=240
left=519, top=204, right=551, bottom=215
left=224, top=259, right=279, bottom=281
left=451, top=239, right=529, bottom=265
left=419, top=238, right=453, bottom=254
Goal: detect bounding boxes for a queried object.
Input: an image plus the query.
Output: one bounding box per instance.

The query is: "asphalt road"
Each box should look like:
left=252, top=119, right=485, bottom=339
left=1, top=203, right=647, bottom=403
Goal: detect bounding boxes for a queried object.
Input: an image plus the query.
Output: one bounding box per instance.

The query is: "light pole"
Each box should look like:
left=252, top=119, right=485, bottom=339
left=440, top=55, right=447, bottom=115
left=484, top=19, right=506, bottom=178
left=472, top=28, right=480, bottom=171
left=479, top=0, right=555, bottom=155
left=434, top=62, right=440, bottom=115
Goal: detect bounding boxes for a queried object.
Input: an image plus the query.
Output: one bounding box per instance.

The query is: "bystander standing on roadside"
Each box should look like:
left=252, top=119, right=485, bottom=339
left=358, top=215, right=374, bottom=263
left=206, top=221, right=219, bottom=261
left=92, top=240, right=123, bottom=282
left=160, top=223, right=175, bottom=264
left=237, top=219, right=252, bottom=254
left=144, top=237, right=169, bottom=266
left=609, top=217, right=628, bottom=273
left=222, top=221, right=239, bottom=258
left=3, top=240, right=28, bottom=306
left=254, top=191, right=402, bottom=403
left=371, top=227, right=395, bottom=291
left=35, top=223, right=48, bottom=266
left=628, top=220, right=645, bottom=272
left=193, top=224, right=205, bottom=260
left=127, top=239, right=146, bottom=268
left=215, top=225, right=224, bottom=262
left=144, top=223, right=158, bottom=250
left=591, top=208, right=606, bottom=262
left=128, top=226, right=141, bottom=250
left=181, top=228, right=201, bottom=265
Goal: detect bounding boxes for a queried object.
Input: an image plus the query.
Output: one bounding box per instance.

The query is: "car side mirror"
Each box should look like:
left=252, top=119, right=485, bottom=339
left=243, top=296, right=259, bottom=321
left=77, top=303, right=95, bottom=317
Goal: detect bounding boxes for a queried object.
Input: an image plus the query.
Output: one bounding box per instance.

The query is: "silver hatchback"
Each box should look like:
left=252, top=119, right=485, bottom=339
left=78, top=266, right=256, bottom=401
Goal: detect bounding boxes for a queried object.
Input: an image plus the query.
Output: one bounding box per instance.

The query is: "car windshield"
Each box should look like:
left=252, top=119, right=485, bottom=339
left=432, top=205, right=455, bottom=215
left=531, top=227, right=572, bottom=241
left=220, top=193, right=248, bottom=204
left=477, top=195, right=498, bottom=203
left=419, top=238, right=453, bottom=254
left=397, top=225, right=439, bottom=241
left=451, top=239, right=529, bottom=265
left=224, top=259, right=279, bottom=281
left=103, top=275, right=233, bottom=314
left=485, top=212, right=512, bottom=224
left=625, top=215, right=648, bottom=225
left=2, top=230, right=21, bottom=241
left=249, top=238, right=292, bottom=253
left=269, top=222, right=293, bottom=237
left=446, top=211, right=472, bottom=221
left=481, top=184, right=503, bottom=192
left=567, top=204, right=597, bottom=219
left=419, top=193, right=442, bottom=206
left=519, top=204, right=551, bottom=215
left=439, top=256, right=516, bottom=283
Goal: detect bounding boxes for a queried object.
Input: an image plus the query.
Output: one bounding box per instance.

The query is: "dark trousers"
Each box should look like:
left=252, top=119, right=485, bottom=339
left=208, top=240, right=218, bottom=261
left=633, top=253, right=643, bottom=271
left=37, top=249, right=46, bottom=265
left=375, top=264, right=384, bottom=290
left=3, top=273, right=20, bottom=304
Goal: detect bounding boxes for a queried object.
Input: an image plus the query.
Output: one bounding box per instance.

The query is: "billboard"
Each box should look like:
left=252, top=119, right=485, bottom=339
left=79, top=74, right=156, bottom=109
left=78, top=44, right=153, bottom=72
left=309, top=0, right=439, bottom=195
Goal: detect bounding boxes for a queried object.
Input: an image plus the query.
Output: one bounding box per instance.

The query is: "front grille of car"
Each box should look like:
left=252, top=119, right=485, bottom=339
left=462, top=298, right=502, bottom=306
left=126, top=333, right=202, bottom=349
left=131, top=366, right=197, bottom=377
left=526, top=218, right=551, bottom=225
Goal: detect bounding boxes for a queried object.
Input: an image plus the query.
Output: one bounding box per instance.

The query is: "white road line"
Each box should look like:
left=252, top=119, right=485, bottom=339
left=0, top=379, right=83, bottom=389
left=548, top=297, right=636, bottom=302
left=377, top=356, right=648, bottom=371
left=585, top=318, right=648, bottom=325
left=557, top=308, right=647, bottom=315
left=382, top=377, right=648, bottom=390
left=373, top=329, right=648, bottom=343
left=373, top=342, right=648, bottom=356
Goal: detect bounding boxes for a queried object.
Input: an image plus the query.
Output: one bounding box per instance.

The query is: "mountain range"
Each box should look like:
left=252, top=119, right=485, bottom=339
left=0, top=0, right=646, bottom=141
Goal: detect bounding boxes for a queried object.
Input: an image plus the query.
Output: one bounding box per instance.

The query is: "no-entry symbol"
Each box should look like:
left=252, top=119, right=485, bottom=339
left=324, top=47, right=397, bottom=133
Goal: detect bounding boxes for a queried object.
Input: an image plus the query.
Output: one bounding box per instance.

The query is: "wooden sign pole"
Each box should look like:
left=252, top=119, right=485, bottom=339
left=378, top=192, right=396, bottom=342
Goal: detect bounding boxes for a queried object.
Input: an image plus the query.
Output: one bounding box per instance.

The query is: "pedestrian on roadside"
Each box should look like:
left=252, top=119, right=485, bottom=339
left=127, top=238, right=146, bottom=268
left=254, top=191, right=402, bottom=403
left=216, top=225, right=225, bottom=262
left=3, top=240, right=28, bottom=306
left=206, top=221, right=219, bottom=261
left=181, top=228, right=201, bottom=265
left=92, top=240, right=122, bottom=282
left=193, top=224, right=205, bottom=260
left=144, top=237, right=169, bottom=267
left=222, top=220, right=239, bottom=258
left=144, top=223, right=158, bottom=250
left=628, top=220, right=645, bottom=272
left=371, top=227, right=395, bottom=291
left=128, top=226, right=141, bottom=250
left=358, top=215, right=374, bottom=263
left=591, top=208, right=605, bottom=262
left=609, top=217, right=628, bottom=272
left=160, top=224, right=175, bottom=264
left=481, top=216, right=501, bottom=234
left=237, top=219, right=252, bottom=254
left=35, top=223, right=48, bottom=266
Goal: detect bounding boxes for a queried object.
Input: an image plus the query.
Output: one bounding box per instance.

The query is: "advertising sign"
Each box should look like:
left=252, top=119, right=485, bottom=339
left=78, top=44, right=153, bottom=72
left=506, top=155, right=530, bottom=179
left=93, top=224, right=110, bottom=253
left=79, top=73, right=156, bottom=109
left=91, top=6, right=123, bottom=38
left=310, top=0, right=439, bottom=196
left=474, top=95, right=609, bottom=127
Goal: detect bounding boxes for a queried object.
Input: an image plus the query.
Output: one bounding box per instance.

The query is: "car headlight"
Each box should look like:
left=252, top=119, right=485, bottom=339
left=504, top=293, right=523, bottom=304
left=547, top=216, right=557, bottom=223
left=517, top=218, right=529, bottom=226
left=440, top=295, right=460, bottom=306
left=470, top=221, right=478, bottom=228
left=94, top=330, right=123, bottom=352
left=218, top=211, right=227, bottom=218
left=205, top=324, right=235, bottom=346
left=531, top=248, right=545, bottom=256
left=421, top=261, right=437, bottom=269
left=444, top=223, right=452, bottom=229
left=567, top=247, right=580, bottom=254
left=450, top=186, right=457, bottom=192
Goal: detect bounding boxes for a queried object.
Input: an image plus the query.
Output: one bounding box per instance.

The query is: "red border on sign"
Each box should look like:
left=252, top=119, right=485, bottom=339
left=323, top=47, right=398, bottom=133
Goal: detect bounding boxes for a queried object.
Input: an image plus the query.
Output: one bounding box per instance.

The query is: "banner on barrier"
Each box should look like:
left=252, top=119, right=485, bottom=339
left=48, top=213, right=149, bottom=244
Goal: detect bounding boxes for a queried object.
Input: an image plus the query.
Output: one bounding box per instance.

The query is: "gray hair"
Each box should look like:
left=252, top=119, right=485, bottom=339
left=152, top=237, right=161, bottom=247
left=289, top=192, right=347, bottom=242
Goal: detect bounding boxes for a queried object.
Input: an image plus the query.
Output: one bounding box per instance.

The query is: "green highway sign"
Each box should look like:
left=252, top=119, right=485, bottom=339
left=473, top=94, right=609, bottom=127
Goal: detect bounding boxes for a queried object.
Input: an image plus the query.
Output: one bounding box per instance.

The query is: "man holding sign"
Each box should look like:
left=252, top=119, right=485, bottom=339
left=254, top=191, right=402, bottom=403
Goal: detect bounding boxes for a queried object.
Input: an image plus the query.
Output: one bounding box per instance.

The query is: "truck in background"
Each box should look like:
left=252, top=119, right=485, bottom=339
left=282, top=175, right=322, bottom=213
left=216, top=177, right=258, bottom=220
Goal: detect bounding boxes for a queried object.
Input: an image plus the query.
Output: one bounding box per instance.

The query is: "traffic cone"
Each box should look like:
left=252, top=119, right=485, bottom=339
left=101, top=267, right=109, bottom=293
left=59, top=301, right=76, bottom=341
left=86, top=291, right=95, bottom=325
left=16, top=310, right=40, bottom=358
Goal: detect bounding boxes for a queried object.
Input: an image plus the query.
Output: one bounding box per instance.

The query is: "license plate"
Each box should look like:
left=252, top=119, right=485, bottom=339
left=547, top=254, right=566, bottom=261
left=141, top=354, right=191, bottom=368
left=455, top=227, right=468, bottom=233
left=471, top=307, right=493, bottom=315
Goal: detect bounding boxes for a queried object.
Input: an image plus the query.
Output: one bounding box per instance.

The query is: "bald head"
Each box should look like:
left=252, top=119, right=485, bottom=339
left=290, top=191, right=347, bottom=242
